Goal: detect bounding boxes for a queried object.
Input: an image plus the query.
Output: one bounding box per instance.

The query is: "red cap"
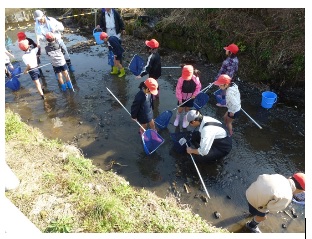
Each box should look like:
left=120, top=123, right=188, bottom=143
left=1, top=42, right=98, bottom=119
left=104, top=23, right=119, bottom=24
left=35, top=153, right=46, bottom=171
left=145, top=39, right=159, bottom=49
left=100, top=32, right=108, bottom=40
left=224, top=43, right=239, bottom=54
left=214, top=74, right=231, bottom=85
left=293, top=173, right=305, bottom=190
left=144, top=78, right=158, bottom=95
left=46, top=32, right=55, bottom=40
left=18, top=39, right=29, bottom=51
left=181, top=65, right=194, bottom=80
left=17, top=32, right=26, bottom=41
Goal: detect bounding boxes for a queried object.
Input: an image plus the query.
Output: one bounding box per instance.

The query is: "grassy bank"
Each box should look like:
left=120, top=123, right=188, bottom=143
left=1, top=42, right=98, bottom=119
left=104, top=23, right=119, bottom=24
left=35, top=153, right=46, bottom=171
left=5, top=109, right=228, bottom=233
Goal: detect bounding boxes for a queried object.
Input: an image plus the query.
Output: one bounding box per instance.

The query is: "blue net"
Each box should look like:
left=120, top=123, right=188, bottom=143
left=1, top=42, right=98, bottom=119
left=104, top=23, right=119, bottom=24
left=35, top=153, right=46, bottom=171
left=214, top=89, right=226, bottom=105
left=128, top=54, right=145, bottom=76
left=170, top=131, right=192, bottom=154
left=108, top=50, right=114, bottom=66
left=154, top=110, right=173, bottom=130
left=5, top=76, right=20, bottom=91
left=142, top=129, right=165, bottom=155
left=193, top=92, right=209, bottom=110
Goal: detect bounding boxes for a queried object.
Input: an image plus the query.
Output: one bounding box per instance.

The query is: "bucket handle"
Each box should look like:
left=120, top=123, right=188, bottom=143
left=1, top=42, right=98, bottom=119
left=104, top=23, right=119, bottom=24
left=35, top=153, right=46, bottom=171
left=93, top=28, right=102, bottom=34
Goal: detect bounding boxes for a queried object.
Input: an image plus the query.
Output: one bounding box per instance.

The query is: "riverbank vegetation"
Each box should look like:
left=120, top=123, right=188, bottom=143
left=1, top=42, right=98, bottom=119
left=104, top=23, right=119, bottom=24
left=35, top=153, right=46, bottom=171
left=5, top=109, right=228, bottom=233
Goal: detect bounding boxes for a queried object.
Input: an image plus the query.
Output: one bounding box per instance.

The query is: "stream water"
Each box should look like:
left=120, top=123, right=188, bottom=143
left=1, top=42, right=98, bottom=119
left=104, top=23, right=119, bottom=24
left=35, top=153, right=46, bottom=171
left=5, top=13, right=305, bottom=234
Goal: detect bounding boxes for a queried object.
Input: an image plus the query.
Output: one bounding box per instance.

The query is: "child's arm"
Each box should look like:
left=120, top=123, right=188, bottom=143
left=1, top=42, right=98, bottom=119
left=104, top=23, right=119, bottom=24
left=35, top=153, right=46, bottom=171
left=23, top=64, right=31, bottom=74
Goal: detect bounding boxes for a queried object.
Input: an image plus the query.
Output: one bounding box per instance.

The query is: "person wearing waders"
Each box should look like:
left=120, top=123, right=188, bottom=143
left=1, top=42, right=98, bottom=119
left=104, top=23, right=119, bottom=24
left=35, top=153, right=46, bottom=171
left=18, top=39, right=45, bottom=100
left=100, top=32, right=125, bottom=77
left=33, top=9, right=75, bottom=80
left=174, top=65, right=201, bottom=128
left=214, top=43, right=239, bottom=107
left=185, top=110, right=232, bottom=163
left=17, top=32, right=43, bottom=77
left=136, top=39, right=161, bottom=100
left=45, top=32, right=73, bottom=91
left=245, top=172, right=305, bottom=233
left=213, top=74, right=241, bottom=136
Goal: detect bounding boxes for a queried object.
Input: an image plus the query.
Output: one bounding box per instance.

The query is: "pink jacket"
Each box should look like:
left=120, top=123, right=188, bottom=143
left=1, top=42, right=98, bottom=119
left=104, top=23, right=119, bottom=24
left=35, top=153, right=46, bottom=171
left=175, top=75, right=201, bottom=102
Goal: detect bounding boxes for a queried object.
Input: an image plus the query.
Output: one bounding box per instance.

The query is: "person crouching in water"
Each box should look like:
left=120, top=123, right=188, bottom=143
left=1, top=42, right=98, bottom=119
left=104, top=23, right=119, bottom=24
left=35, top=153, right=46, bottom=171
left=100, top=32, right=126, bottom=78
left=213, top=74, right=241, bottom=136
left=45, top=32, right=73, bottom=91
left=131, top=78, right=159, bottom=135
left=174, top=65, right=202, bottom=128
left=18, top=39, right=45, bottom=100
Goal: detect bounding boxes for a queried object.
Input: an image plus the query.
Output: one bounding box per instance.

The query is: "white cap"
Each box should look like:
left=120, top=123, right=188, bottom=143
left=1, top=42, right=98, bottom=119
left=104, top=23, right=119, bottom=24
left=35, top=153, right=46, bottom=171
left=34, top=10, right=44, bottom=20
left=186, top=110, right=201, bottom=122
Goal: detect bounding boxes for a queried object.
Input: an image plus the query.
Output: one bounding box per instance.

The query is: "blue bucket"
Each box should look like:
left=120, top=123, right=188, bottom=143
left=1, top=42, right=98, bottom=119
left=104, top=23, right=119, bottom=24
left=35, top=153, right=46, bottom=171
left=93, top=28, right=104, bottom=45
left=261, top=91, right=277, bottom=109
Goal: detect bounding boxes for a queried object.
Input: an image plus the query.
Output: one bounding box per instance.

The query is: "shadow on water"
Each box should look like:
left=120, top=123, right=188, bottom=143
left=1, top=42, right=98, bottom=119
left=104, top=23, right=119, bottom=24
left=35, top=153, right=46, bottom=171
left=5, top=18, right=305, bottom=233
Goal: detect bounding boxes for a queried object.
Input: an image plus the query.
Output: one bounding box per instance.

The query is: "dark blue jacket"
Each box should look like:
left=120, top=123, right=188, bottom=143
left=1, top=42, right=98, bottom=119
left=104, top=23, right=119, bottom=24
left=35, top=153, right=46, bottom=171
left=140, top=51, right=161, bottom=79
left=108, top=36, right=124, bottom=56
left=99, top=9, right=125, bottom=34
left=131, top=90, right=154, bottom=124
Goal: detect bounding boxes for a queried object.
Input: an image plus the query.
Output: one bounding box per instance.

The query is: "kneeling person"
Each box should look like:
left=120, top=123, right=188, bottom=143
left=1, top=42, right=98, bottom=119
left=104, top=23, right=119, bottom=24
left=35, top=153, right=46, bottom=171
left=185, top=110, right=232, bottom=162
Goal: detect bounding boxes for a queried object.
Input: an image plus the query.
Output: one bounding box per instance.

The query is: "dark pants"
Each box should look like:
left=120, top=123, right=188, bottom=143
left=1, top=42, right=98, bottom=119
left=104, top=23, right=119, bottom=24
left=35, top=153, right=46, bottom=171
left=191, top=131, right=232, bottom=163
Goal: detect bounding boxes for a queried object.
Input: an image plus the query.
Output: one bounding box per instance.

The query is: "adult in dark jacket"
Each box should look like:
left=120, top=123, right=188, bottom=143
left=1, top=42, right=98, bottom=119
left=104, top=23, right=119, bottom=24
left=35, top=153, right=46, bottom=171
left=96, top=8, right=125, bottom=41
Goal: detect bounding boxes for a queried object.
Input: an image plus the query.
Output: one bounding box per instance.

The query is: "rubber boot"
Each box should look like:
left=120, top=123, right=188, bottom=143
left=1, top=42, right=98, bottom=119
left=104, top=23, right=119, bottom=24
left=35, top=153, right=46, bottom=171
left=110, top=66, right=119, bottom=75
left=66, top=81, right=73, bottom=89
left=182, top=114, right=189, bottom=128
left=66, top=59, right=75, bottom=72
left=174, top=112, right=181, bottom=127
left=118, top=68, right=126, bottom=77
left=61, top=83, right=67, bottom=91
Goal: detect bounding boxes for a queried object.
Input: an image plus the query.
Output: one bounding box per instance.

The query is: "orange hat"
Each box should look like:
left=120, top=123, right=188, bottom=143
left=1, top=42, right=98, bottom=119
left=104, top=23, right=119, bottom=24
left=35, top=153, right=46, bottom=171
left=100, top=32, right=108, bottom=40
left=293, top=173, right=305, bottom=190
left=224, top=43, right=239, bottom=54
left=145, top=39, right=159, bottom=49
left=18, top=39, right=29, bottom=51
left=214, top=74, right=231, bottom=85
left=145, top=78, right=158, bottom=95
left=181, top=65, right=194, bottom=80
left=17, top=32, right=26, bottom=41
left=46, top=32, right=55, bottom=40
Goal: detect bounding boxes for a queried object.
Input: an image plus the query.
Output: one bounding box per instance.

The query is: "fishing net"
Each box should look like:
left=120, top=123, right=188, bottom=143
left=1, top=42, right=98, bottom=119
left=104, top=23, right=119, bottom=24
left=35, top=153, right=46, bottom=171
left=128, top=54, right=145, bottom=76
left=142, top=129, right=165, bottom=155
left=170, top=131, right=192, bottom=154
left=108, top=50, right=114, bottom=67
left=193, top=92, right=209, bottom=110
left=154, top=110, right=173, bottom=130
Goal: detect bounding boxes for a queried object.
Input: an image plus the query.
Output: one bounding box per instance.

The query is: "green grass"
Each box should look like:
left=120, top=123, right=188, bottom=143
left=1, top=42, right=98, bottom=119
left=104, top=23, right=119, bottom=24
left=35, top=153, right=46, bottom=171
left=5, top=109, right=229, bottom=233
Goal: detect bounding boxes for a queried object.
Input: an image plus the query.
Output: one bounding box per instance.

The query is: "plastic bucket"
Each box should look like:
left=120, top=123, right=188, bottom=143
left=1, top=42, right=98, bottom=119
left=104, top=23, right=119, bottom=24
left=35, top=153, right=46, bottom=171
left=261, top=91, right=277, bottom=109
left=93, top=28, right=104, bottom=45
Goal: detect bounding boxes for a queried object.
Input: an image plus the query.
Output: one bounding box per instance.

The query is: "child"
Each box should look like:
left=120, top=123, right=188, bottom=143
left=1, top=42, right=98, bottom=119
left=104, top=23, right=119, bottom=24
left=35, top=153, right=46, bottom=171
left=215, top=43, right=239, bottom=107
left=131, top=78, right=158, bottom=135
left=100, top=32, right=125, bottom=77
left=174, top=65, right=202, bottom=128
left=18, top=39, right=45, bottom=99
left=136, top=39, right=161, bottom=99
left=44, top=32, right=73, bottom=91
left=213, top=74, right=241, bottom=136
left=5, top=49, right=14, bottom=78
left=17, top=31, right=43, bottom=77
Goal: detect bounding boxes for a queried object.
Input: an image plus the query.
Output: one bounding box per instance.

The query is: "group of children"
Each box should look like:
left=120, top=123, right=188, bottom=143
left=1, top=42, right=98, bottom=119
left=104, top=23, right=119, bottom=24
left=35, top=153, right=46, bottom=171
left=123, top=36, right=241, bottom=137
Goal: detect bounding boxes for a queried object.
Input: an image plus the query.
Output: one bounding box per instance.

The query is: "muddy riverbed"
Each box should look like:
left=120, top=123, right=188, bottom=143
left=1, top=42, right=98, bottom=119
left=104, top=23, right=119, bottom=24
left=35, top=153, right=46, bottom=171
left=5, top=15, right=305, bottom=233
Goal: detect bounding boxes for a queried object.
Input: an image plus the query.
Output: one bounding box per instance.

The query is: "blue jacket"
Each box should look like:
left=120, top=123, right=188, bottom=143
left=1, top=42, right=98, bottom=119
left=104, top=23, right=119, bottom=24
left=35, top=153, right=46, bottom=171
left=108, top=36, right=124, bottom=56
left=131, top=90, right=154, bottom=124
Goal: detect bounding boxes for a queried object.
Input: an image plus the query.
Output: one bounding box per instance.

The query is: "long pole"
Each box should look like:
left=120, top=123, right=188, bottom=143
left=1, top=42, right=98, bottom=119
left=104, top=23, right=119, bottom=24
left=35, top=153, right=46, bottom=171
left=186, top=143, right=211, bottom=199
left=106, top=87, right=146, bottom=131
left=241, top=108, right=262, bottom=129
